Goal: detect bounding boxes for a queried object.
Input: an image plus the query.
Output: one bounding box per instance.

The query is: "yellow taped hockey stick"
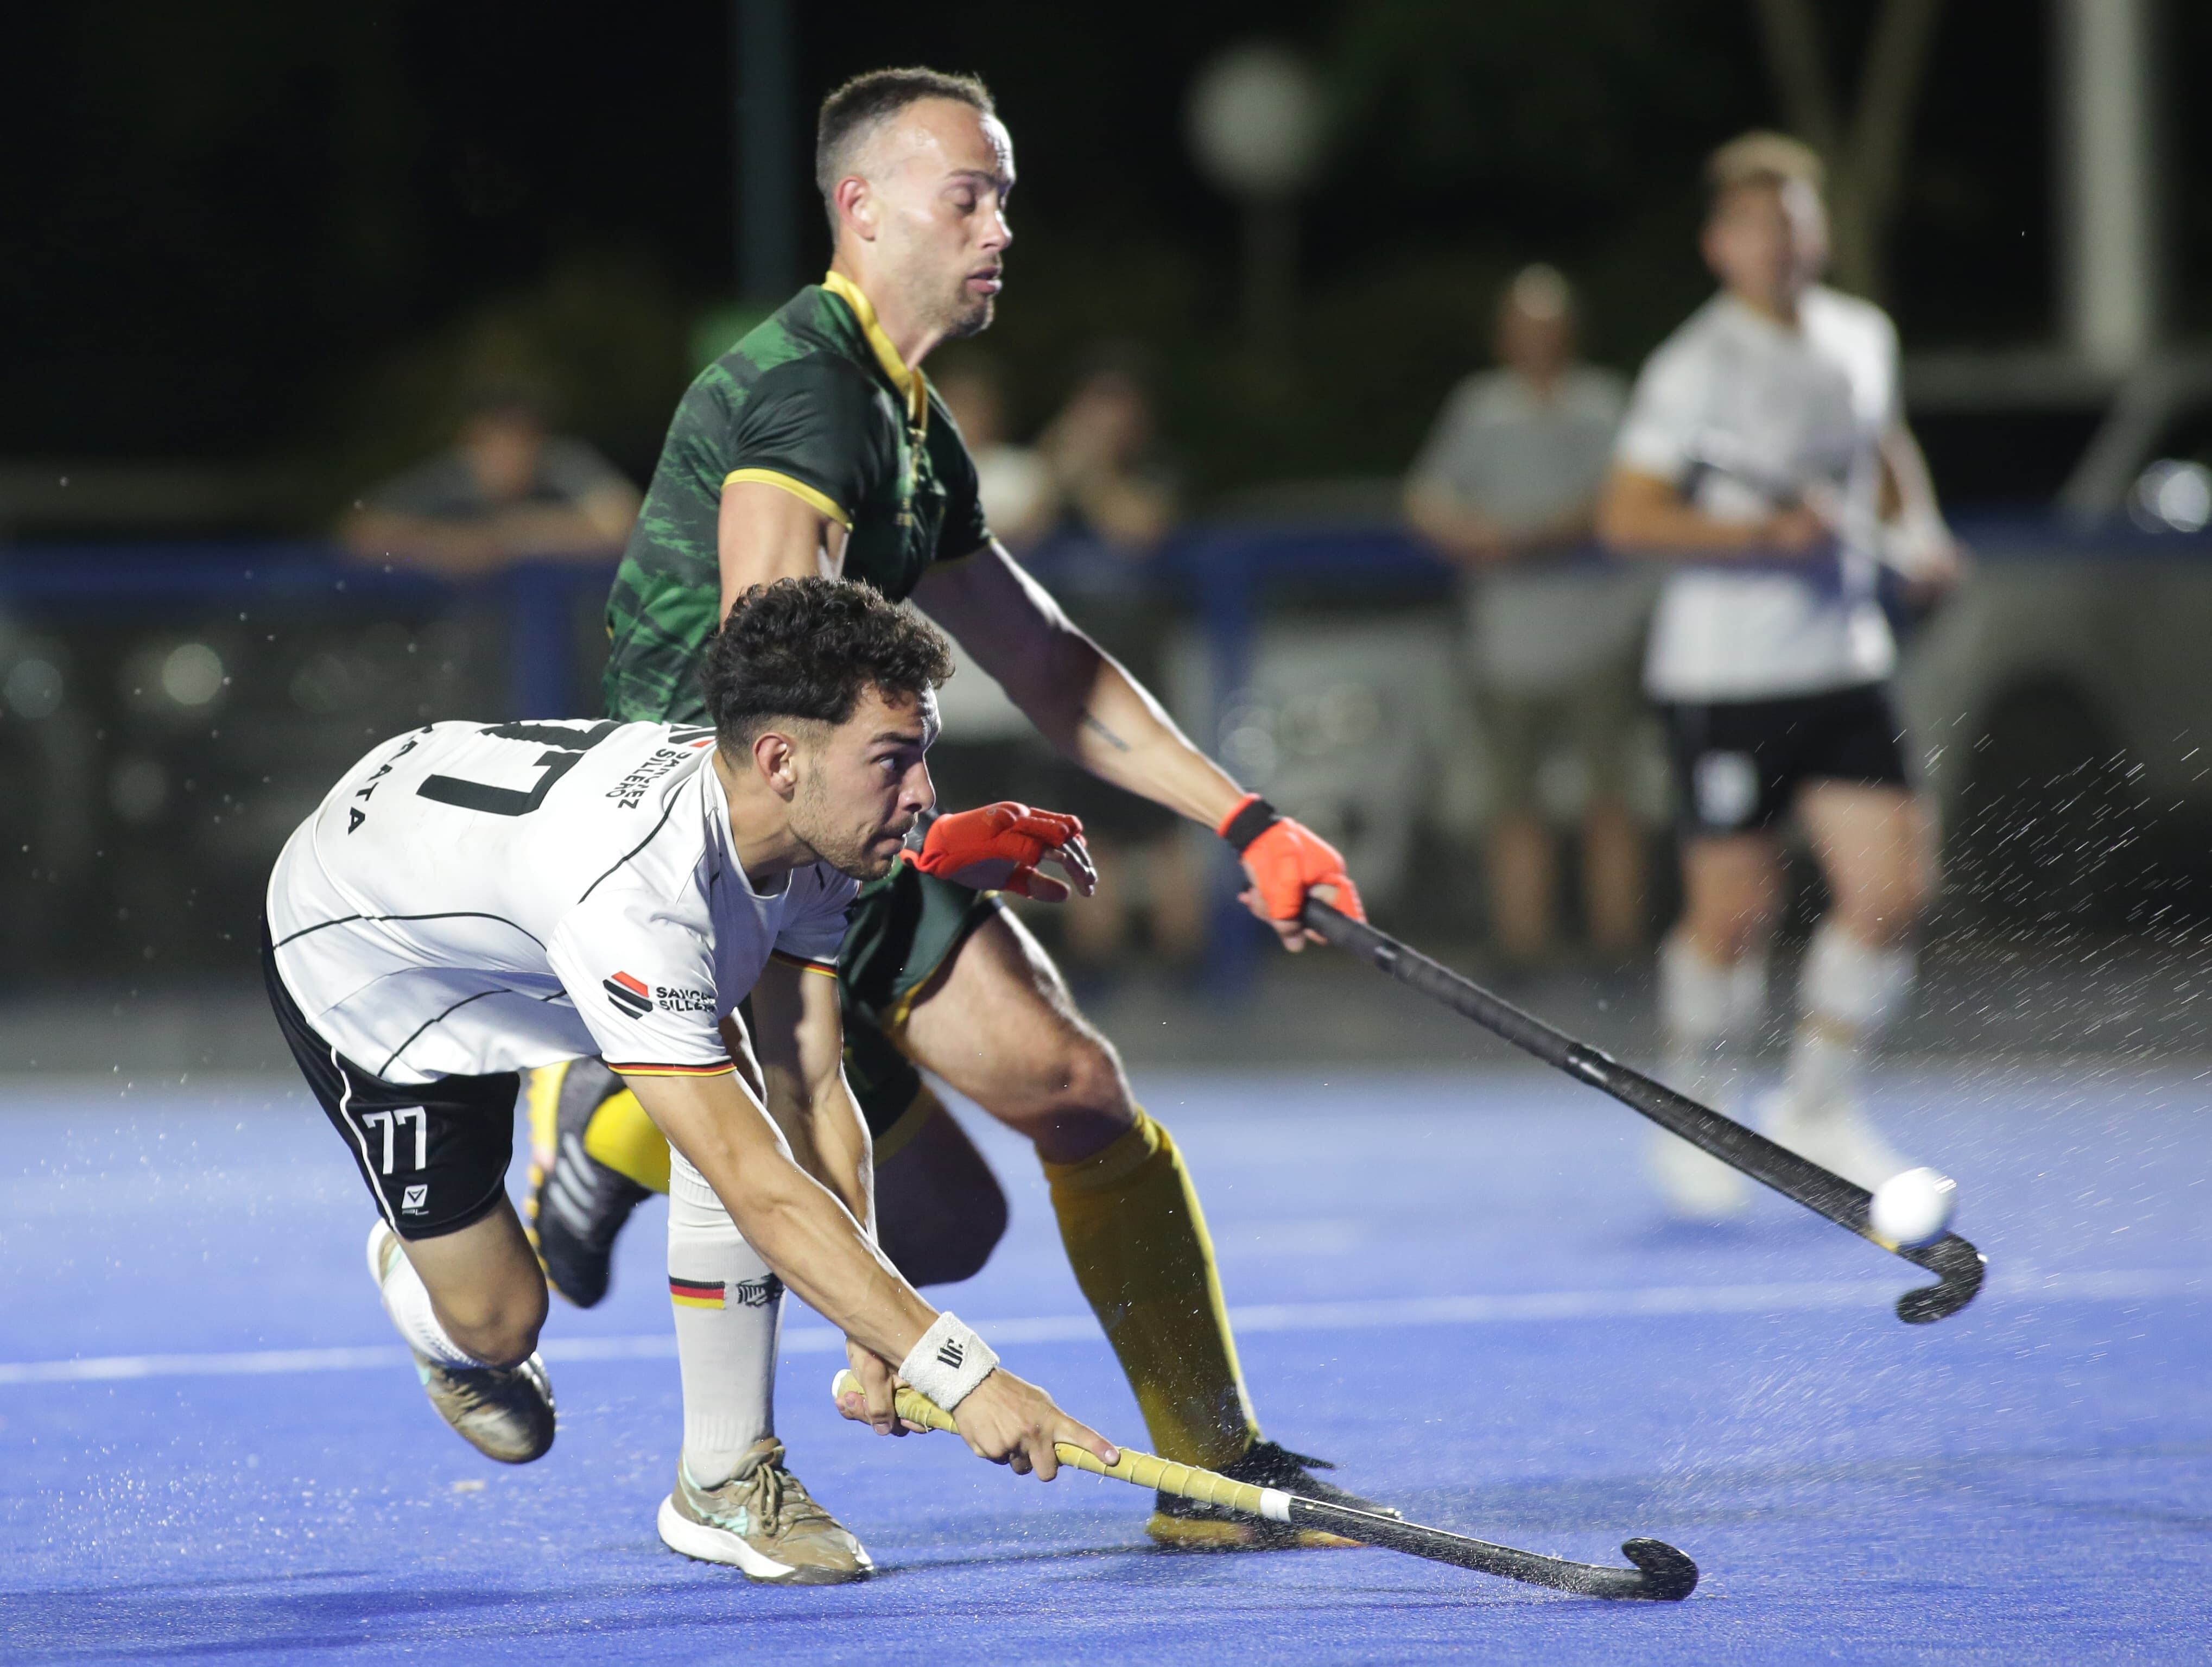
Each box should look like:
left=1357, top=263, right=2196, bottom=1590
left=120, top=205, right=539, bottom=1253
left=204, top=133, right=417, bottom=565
left=828, top=1370, right=1696, bottom=1600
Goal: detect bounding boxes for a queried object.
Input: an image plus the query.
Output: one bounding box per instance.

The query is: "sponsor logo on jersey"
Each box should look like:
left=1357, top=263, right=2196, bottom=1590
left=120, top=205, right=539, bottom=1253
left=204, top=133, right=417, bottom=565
left=401, top=1184, right=429, bottom=1214
left=604, top=971, right=653, bottom=1019
left=655, top=983, right=715, bottom=1015
left=605, top=746, right=691, bottom=810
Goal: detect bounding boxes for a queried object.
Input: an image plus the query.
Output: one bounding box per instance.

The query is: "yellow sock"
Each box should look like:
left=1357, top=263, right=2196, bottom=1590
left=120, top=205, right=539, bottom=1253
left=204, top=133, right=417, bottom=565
left=582, top=1086, right=673, bottom=1194
left=1043, top=1108, right=1259, bottom=1471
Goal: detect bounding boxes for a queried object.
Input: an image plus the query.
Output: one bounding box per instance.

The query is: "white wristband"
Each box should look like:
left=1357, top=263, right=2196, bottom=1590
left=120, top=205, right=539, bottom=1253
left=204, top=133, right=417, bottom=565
left=899, top=1311, right=999, bottom=1411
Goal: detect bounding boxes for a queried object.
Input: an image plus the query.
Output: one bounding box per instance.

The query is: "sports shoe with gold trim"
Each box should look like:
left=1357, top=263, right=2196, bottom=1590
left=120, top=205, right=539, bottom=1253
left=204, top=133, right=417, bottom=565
left=656, top=1439, right=873, bottom=1584
left=366, top=1222, right=556, bottom=1464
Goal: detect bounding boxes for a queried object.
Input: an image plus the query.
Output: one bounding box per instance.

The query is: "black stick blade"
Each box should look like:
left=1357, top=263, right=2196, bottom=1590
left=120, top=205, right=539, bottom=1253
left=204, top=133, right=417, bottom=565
left=1299, top=899, right=1992, bottom=1327
left=1894, top=1233, right=1988, bottom=1324
left=1620, top=1537, right=1701, bottom=1601
left=1289, top=1500, right=1698, bottom=1601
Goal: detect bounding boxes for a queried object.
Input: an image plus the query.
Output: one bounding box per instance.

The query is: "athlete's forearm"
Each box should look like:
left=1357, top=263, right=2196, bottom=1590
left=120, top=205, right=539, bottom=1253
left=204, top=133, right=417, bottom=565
left=750, top=964, right=876, bottom=1237
left=916, top=543, right=1245, bottom=829
left=1596, top=471, right=1772, bottom=557
left=629, top=1071, right=927, bottom=1359
left=1877, top=422, right=1950, bottom=534
left=1061, top=650, right=1245, bottom=827
left=763, top=1066, right=876, bottom=1240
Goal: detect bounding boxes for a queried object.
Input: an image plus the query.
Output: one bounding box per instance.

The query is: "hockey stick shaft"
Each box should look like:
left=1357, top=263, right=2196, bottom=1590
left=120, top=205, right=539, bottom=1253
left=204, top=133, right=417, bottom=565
left=1299, top=901, right=1986, bottom=1324
left=829, top=1371, right=1695, bottom=1600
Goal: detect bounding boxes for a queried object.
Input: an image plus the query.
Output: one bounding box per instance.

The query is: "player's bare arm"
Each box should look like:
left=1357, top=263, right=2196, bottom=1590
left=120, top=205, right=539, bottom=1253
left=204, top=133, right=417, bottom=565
left=916, top=541, right=1239, bottom=825
left=717, top=482, right=850, bottom=620
left=623, top=1063, right=1112, bottom=1478
left=1596, top=465, right=1825, bottom=557
left=1875, top=422, right=1967, bottom=593
left=746, top=953, right=906, bottom=1436
left=912, top=541, right=1359, bottom=947
left=749, top=956, right=873, bottom=1234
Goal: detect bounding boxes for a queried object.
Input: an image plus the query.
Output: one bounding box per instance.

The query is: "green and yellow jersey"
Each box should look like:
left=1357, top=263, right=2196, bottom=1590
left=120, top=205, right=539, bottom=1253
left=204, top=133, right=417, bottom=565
left=603, top=271, right=992, bottom=722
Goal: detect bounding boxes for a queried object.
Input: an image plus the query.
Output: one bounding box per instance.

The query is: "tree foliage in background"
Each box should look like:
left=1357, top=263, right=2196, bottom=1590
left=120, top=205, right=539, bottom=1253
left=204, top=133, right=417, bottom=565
left=0, top=0, right=2121, bottom=507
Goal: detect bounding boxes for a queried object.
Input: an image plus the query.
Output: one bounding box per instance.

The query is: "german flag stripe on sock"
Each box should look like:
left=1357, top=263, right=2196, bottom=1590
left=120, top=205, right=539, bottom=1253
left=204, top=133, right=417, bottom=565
left=669, top=1276, right=725, bottom=1309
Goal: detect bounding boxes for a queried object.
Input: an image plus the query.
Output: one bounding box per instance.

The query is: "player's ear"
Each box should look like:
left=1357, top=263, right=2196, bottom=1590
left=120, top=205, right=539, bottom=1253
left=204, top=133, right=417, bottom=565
left=751, top=729, right=801, bottom=799
left=836, top=174, right=877, bottom=242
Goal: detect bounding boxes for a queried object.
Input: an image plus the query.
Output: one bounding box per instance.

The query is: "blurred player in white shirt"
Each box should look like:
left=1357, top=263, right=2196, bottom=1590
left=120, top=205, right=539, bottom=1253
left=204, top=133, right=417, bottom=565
left=1597, top=133, right=1961, bottom=1217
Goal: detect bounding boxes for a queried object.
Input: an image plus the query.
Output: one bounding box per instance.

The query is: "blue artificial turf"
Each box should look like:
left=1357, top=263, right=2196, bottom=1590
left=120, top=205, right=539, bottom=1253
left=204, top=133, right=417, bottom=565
left=2, top=1063, right=2208, bottom=1664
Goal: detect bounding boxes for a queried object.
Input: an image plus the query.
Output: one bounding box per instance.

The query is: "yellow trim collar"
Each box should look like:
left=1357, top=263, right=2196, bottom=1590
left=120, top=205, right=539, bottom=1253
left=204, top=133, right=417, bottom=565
left=821, top=270, right=927, bottom=429
left=724, top=468, right=852, bottom=529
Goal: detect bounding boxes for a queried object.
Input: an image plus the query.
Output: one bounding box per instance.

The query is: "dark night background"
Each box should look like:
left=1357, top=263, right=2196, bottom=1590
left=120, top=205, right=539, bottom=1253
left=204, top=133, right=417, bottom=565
left=6, top=1, right=2204, bottom=508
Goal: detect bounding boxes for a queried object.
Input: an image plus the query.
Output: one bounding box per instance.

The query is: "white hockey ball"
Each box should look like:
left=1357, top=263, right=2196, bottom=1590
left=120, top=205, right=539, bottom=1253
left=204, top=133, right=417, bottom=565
left=1869, top=1167, right=1956, bottom=1247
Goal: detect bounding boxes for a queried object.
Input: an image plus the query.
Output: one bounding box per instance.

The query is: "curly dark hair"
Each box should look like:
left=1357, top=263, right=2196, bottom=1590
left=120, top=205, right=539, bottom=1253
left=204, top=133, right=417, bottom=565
left=815, top=67, right=994, bottom=238
left=703, top=577, right=953, bottom=750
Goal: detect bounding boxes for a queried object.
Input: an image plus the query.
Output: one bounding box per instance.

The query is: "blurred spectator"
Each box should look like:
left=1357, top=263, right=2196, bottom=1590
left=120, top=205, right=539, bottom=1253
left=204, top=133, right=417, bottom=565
left=340, top=380, right=639, bottom=577
left=1036, top=344, right=1179, bottom=557
left=1405, top=265, right=1650, bottom=965
left=932, top=354, right=1056, bottom=552
left=1026, top=345, right=1199, bottom=966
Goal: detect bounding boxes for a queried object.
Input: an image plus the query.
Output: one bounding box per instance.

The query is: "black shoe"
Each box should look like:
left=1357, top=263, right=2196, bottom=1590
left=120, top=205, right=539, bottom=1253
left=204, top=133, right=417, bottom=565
left=1145, top=1441, right=1402, bottom=1550
left=524, top=1059, right=650, bottom=1308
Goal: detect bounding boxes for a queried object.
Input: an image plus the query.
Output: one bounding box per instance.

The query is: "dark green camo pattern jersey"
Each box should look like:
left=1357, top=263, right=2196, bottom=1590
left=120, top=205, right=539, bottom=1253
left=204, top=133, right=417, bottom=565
left=602, top=278, right=991, bottom=723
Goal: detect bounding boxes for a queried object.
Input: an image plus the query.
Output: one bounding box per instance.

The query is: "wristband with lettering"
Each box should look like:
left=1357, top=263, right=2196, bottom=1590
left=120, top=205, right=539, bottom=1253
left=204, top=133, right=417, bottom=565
left=897, top=1311, right=1000, bottom=1412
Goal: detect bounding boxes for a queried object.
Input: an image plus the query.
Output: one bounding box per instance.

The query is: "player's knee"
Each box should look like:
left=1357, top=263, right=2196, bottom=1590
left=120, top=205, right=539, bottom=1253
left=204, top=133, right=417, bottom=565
left=1041, top=1030, right=1130, bottom=1121
left=1684, top=893, right=1772, bottom=964
left=440, top=1285, right=547, bottom=1368
left=1835, top=864, right=1929, bottom=946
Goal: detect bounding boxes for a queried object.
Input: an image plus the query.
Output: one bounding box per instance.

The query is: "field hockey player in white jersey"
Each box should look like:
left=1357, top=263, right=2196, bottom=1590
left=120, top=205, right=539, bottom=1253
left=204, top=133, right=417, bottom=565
left=262, top=576, right=1112, bottom=1584
left=1596, top=132, right=1962, bottom=1220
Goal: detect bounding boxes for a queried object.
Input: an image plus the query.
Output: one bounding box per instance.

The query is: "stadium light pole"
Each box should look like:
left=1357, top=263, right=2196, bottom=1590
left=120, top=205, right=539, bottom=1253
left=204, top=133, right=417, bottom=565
left=2053, top=0, right=2162, bottom=372
left=733, top=0, right=797, bottom=305
left=1187, top=43, right=1326, bottom=353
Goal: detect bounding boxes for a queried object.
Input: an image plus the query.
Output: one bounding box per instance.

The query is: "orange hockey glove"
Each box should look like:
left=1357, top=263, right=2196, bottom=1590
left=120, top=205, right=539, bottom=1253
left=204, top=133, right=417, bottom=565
left=1218, top=793, right=1365, bottom=939
left=907, top=802, right=1096, bottom=902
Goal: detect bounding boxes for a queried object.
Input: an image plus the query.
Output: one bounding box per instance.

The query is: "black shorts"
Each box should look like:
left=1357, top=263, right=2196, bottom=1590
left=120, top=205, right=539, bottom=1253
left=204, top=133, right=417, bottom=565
left=837, top=861, right=1005, bottom=1139
left=1662, top=683, right=1910, bottom=836
left=262, top=927, right=519, bottom=1240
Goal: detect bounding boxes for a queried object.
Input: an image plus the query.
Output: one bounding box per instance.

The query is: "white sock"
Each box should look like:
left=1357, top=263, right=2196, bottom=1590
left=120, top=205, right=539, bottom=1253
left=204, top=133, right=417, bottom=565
left=1784, top=924, right=1916, bottom=1114
left=1658, top=932, right=1767, bottom=1106
left=669, top=1149, right=782, bottom=1488
left=371, top=1225, right=490, bottom=1370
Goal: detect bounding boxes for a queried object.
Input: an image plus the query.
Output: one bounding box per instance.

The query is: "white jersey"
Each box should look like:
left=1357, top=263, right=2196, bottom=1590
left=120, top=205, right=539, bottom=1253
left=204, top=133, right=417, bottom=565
left=266, top=719, right=857, bottom=1085
left=1614, top=287, right=1899, bottom=702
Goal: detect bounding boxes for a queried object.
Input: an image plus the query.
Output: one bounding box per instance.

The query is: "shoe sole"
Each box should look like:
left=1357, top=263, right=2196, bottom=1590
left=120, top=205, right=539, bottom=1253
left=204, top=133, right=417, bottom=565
left=656, top=1496, right=871, bottom=1584
left=1144, top=1511, right=1362, bottom=1551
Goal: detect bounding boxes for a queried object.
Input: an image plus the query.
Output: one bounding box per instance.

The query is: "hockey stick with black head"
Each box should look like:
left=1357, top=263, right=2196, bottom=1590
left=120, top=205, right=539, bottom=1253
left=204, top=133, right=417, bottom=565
left=831, top=1371, right=1697, bottom=1600
left=1300, top=901, right=1986, bottom=1324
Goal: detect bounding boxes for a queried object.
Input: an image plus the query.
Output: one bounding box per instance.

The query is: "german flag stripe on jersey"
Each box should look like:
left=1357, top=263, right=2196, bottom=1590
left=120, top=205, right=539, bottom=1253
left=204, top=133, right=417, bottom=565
left=669, top=1277, right=725, bottom=1309
left=770, top=949, right=839, bottom=978
left=608, top=1060, right=736, bottom=1078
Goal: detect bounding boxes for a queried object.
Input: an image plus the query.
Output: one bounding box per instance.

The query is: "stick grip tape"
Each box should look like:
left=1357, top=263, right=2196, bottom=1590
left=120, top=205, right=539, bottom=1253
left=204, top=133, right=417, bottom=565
left=829, top=1370, right=1286, bottom=1520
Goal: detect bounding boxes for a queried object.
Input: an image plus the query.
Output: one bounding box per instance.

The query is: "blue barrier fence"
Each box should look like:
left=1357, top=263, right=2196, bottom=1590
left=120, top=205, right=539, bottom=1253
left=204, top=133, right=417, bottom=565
left=3, top=516, right=2208, bottom=988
